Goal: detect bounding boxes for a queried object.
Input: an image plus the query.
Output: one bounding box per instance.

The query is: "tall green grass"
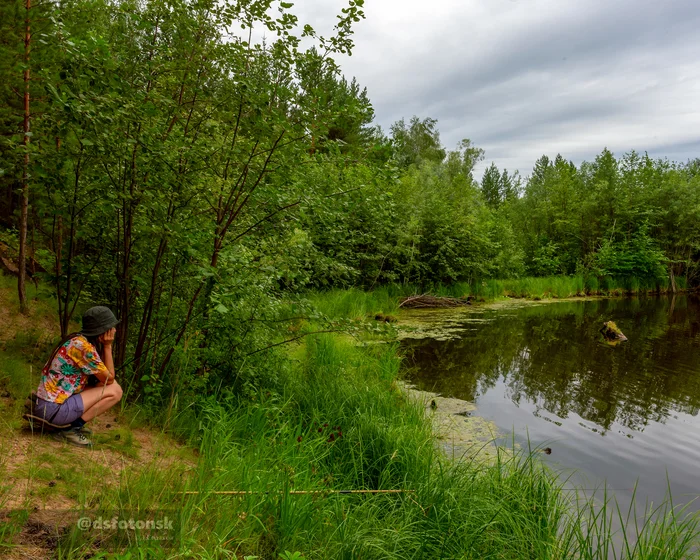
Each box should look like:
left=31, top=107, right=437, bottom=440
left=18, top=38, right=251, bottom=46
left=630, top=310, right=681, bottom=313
left=560, top=484, right=700, bottom=559
left=434, top=274, right=686, bottom=301
left=309, top=275, right=688, bottom=316
left=4, top=274, right=697, bottom=557
left=59, top=337, right=571, bottom=558
left=307, top=286, right=408, bottom=319
left=54, top=334, right=700, bottom=558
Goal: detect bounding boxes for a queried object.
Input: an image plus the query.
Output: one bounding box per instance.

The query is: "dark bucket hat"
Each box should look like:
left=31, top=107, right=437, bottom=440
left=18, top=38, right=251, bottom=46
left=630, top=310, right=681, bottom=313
left=82, top=306, right=119, bottom=337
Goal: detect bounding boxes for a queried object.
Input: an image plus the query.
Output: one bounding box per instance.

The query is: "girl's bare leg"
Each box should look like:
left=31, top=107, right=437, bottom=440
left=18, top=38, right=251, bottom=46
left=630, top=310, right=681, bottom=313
left=79, top=382, right=123, bottom=422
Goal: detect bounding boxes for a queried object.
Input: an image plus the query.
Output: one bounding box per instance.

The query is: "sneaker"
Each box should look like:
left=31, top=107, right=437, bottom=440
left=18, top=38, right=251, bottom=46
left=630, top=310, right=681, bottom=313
left=52, top=427, right=92, bottom=447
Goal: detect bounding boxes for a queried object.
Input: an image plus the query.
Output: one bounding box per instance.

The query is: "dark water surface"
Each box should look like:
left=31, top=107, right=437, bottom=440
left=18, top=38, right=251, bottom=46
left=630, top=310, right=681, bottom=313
left=402, top=295, right=700, bottom=511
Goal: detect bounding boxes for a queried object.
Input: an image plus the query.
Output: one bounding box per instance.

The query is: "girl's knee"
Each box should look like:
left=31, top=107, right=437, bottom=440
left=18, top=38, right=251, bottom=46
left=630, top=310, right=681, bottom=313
left=111, top=382, right=124, bottom=402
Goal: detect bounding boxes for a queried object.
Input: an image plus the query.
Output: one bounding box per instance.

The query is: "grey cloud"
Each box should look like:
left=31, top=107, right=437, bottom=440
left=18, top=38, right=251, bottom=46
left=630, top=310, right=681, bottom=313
left=290, top=0, right=700, bottom=178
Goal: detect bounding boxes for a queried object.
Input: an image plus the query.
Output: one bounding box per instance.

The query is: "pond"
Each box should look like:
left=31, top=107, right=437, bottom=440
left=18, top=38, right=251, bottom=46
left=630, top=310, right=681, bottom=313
left=401, top=295, right=700, bottom=513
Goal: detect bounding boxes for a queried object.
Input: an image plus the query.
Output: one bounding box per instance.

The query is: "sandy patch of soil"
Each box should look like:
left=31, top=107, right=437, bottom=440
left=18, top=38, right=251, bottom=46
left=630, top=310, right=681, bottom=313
left=0, top=415, right=196, bottom=558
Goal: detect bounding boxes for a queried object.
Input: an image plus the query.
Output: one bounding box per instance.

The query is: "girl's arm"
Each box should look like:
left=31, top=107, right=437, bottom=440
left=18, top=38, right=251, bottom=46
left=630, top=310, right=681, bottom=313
left=100, top=344, right=116, bottom=384
left=94, top=328, right=116, bottom=385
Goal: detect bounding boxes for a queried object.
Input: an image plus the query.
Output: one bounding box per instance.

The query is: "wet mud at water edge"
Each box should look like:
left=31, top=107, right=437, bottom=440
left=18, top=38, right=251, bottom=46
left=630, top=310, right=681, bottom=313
left=400, top=295, right=700, bottom=513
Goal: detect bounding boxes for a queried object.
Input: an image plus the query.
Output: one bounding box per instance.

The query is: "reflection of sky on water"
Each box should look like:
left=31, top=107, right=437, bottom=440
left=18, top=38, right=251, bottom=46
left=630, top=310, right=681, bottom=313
left=402, top=296, right=700, bottom=513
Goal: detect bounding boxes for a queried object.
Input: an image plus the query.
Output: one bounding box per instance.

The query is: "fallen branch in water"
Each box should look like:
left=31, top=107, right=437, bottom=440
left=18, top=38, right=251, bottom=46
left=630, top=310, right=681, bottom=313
left=399, top=294, right=471, bottom=309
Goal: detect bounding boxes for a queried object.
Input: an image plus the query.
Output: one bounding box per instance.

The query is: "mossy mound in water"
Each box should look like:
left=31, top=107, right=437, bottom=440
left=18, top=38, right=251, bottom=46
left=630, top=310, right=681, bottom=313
left=600, top=321, right=628, bottom=341
left=375, top=313, right=398, bottom=323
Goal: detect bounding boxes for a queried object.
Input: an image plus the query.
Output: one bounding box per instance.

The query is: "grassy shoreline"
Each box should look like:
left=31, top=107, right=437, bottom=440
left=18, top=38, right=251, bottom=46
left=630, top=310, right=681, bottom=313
left=308, top=274, right=694, bottom=323
left=2, top=278, right=700, bottom=558
left=442, top=274, right=690, bottom=301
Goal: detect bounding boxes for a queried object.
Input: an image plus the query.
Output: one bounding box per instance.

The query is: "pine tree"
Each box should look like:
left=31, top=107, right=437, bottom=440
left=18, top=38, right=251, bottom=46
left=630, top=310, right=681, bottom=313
left=481, top=162, right=502, bottom=208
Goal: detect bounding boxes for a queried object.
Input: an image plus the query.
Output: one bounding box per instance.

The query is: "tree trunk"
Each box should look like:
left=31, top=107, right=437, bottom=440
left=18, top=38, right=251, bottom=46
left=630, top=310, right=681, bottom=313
left=669, top=265, right=677, bottom=294
left=17, top=0, right=31, bottom=314
left=55, top=216, right=66, bottom=336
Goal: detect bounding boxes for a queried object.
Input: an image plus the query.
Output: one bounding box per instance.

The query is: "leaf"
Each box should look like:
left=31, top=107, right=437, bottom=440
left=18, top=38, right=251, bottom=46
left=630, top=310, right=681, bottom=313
left=215, top=304, right=229, bottom=314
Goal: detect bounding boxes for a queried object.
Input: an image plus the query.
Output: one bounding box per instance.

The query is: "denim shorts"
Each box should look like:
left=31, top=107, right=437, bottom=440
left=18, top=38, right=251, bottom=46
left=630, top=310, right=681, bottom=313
left=34, top=394, right=85, bottom=425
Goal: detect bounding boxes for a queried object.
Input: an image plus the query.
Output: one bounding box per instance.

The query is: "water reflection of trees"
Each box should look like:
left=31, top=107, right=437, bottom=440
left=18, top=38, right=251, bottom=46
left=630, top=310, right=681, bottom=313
left=403, top=297, right=700, bottom=433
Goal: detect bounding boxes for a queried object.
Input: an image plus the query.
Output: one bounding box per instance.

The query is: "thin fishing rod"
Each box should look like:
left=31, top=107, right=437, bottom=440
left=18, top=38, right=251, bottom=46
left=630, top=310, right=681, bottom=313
left=179, top=489, right=413, bottom=496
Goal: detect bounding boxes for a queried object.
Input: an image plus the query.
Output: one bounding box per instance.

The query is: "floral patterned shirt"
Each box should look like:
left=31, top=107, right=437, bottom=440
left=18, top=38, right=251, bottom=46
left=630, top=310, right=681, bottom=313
left=36, top=335, right=109, bottom=404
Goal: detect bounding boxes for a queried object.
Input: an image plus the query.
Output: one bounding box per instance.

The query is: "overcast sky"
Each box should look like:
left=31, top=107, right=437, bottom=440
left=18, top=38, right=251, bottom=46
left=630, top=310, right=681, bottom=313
left=289, top=0, right=700, bottom=179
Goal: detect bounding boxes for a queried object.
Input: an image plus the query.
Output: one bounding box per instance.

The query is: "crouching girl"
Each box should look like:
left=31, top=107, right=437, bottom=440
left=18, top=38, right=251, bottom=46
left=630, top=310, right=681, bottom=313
left=32, top=306, right=123, bottom=447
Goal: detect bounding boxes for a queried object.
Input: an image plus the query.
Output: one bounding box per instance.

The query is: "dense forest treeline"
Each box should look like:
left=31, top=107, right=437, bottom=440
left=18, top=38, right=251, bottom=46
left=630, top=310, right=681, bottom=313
left=1, top=0, right=699, bottom=400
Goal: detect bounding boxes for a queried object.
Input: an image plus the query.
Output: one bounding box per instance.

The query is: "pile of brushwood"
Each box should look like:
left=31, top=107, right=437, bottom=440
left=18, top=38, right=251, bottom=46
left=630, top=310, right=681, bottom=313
left=399, top=294, right=472, bottom=309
